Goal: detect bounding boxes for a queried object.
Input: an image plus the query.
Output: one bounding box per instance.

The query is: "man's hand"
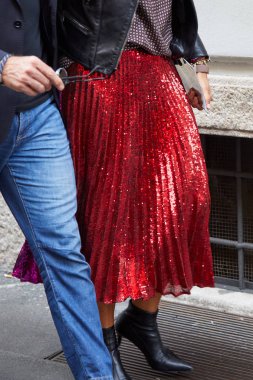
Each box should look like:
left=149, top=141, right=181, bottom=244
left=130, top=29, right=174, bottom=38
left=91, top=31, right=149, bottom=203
left=197, top=72, right=212, bottom=110
left=2, top=56, right=64, bottom=96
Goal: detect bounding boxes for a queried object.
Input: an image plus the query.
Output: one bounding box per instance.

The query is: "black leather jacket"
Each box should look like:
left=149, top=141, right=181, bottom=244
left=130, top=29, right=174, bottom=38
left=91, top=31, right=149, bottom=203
left=58, top=0, right=208, bottom=75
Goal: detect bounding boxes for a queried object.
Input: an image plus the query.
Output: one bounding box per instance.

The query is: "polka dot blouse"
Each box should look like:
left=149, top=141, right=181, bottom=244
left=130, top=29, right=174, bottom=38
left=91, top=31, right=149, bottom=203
left=126, top=0, right=173, bottom=57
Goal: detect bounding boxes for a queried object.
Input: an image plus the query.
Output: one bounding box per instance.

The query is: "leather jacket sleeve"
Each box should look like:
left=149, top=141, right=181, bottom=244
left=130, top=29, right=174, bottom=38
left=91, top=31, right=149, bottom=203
left=189, top=35, right=208, bottom=62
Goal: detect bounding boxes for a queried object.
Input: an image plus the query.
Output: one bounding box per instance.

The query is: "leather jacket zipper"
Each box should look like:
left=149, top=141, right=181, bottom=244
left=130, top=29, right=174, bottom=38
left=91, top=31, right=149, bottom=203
left=62, top=11, right=89, bottom=35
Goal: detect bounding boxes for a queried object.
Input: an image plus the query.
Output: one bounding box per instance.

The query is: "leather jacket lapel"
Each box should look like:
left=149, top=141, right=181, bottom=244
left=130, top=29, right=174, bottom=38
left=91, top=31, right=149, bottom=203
left=14, top=0, right=22, bottom=11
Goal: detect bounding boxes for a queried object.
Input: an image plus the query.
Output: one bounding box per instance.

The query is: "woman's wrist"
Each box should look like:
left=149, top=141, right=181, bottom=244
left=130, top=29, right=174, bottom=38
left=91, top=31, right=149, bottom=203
left=196, top=64, right=209, bottom=74
left=194, top=57, right=210, bottom=74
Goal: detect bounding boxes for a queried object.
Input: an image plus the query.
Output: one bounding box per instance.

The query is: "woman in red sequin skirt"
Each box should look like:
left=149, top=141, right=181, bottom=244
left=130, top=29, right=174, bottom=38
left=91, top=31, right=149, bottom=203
left=13, top=0, right=214, bottom=378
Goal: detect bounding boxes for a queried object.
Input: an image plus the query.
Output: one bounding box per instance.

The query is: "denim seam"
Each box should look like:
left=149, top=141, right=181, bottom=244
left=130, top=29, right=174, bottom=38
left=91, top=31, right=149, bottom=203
left=16, top=112, right=25, bottom=143
left=6, top=164, right=89, bottom=379
left=0, top=116, right=20, bottom=172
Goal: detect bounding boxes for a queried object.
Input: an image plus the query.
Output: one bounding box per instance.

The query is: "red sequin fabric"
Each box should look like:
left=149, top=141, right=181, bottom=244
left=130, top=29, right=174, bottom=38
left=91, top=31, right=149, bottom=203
left=13, top=50, right=214, bottom=303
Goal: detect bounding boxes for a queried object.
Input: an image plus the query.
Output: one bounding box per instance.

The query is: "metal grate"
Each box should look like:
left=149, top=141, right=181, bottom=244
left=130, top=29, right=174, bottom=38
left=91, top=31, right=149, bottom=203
left=202, top=135, right=253, bottom=290
left=204, top=134, right=236, bottom=171
left=242, top=179, right=253, bottom=243
left=212, top=244, right=239, bottom=280
left=244, top=250, right=253, bottom=282
left=241, top=139, right=253, bottom=173
left=46, top=301, right=253, bottom=380
left=209, top=176, right=237, bottom=240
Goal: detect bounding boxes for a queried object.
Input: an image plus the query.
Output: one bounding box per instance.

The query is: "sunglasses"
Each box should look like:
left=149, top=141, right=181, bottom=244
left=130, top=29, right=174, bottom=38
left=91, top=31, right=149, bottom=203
left=56, top=68, right=106, bottom=85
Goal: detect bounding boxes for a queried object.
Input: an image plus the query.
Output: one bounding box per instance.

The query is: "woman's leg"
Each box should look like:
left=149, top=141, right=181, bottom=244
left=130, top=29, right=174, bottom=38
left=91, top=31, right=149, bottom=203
left=98, top=302, right=115, bottom=328
left=132, top=292, right=161, bottom=313
left=99, top=302, right=132, bottom=380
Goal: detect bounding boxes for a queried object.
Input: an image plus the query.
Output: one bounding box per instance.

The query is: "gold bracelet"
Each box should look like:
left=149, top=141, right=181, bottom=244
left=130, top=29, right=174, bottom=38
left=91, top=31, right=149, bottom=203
left=195, top=58, right=210, bottom=65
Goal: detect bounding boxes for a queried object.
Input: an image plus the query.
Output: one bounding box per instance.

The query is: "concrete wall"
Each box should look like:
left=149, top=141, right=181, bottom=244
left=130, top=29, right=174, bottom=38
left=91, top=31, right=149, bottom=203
left=194, top=0, right=253, bottom=58
left=194, top=0, right=253, bottom=137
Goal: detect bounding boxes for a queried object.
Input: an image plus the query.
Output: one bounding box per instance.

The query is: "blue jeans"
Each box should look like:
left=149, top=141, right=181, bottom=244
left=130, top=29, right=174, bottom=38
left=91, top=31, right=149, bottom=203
left=0, top=98, right=113, bottom=380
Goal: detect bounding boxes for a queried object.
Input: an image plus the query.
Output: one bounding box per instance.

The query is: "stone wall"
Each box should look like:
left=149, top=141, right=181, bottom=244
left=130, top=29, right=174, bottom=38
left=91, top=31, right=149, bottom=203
left=0, top=195, right=23, bottom=269
left=195, top=63, right=253, bottom=138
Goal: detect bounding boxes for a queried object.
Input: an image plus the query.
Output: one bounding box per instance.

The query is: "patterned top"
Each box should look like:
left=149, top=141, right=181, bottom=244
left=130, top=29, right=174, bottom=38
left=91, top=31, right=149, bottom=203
left=126, top=0, right=173, bottom=57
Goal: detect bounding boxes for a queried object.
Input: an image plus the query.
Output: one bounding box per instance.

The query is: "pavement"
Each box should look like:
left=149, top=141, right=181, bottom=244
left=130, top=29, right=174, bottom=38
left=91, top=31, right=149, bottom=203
left=1, top=268, right=253, bottom=380
left=0, top=271, right=73, bottom=380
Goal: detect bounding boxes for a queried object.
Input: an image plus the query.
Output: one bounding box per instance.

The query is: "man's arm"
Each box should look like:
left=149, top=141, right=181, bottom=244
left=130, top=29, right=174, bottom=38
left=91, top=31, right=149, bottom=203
left=0, top=49, right=9, bottom=61
left=0, top=54, right=64, bottom=96
left=0, top=51, right=12, bottom=84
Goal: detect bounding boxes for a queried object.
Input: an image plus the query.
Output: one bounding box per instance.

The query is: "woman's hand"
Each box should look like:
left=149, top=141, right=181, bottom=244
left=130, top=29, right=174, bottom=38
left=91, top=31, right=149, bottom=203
left=187, top=88, right=203, bottom=111
left=197, top=72, right=212, bottom=110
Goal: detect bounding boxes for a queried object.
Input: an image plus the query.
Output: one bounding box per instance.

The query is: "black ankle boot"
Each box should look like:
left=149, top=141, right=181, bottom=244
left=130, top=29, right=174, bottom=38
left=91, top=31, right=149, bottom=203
left=103, top=326, right=132, bottom=380
left=115, top=301, right=193, bottom=374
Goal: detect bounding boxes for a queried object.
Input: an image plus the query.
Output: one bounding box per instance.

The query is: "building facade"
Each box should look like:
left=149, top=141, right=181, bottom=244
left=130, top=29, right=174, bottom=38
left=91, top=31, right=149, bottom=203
left=195, top=0, right=253, bottom=290
left=1, top=0, right=253, bottom=284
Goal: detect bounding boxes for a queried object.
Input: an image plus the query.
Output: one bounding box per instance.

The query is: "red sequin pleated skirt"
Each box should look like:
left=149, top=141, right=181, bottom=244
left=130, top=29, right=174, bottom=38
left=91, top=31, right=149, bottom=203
left=13, top=50, right=214, bottom=303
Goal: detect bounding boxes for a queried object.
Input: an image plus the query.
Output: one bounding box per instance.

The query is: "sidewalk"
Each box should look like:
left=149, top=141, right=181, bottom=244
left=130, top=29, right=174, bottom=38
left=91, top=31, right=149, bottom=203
left=164, top=284, right=253, bottom=317
left=1, top=270, right=253, bottom=380
left=0, top=271, right=73, bottom=380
